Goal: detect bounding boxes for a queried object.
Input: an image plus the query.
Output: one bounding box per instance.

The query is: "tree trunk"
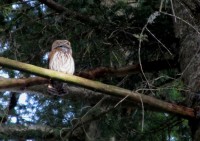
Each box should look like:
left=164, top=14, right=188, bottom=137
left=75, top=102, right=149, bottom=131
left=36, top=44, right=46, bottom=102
left=174, top=0, right=200, bottom=140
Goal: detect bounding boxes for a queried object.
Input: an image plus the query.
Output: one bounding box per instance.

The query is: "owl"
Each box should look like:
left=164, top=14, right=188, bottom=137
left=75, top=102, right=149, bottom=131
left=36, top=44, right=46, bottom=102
left=48, top=40, right=75, bottom=95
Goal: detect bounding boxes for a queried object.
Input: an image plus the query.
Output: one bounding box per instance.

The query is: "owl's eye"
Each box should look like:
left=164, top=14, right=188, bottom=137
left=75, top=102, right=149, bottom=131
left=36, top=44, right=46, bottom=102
left=57, top=45, right=70, bottom=50
left=67, top=42, right=71, bottom=46
left=58, top=45, right=65, bottom=48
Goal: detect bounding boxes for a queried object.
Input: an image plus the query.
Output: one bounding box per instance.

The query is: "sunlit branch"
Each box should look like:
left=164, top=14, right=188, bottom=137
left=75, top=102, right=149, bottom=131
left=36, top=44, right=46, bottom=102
left=0, top=57, right=195, bottom=118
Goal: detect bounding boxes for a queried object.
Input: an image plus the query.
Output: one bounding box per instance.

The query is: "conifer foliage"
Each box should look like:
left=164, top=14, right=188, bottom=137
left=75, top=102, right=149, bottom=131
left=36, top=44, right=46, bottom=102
left=0, top=0, right=191, bottom=140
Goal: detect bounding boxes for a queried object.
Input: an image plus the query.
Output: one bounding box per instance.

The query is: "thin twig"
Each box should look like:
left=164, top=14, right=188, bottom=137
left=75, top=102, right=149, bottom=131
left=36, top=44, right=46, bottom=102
left=146, top=27, right=172, bottom=55
left=139, top=94, right=144, bottom=132
left=170, top=0, right=177, bottom=22
left=160, top=11, right=200, bottom=76
left=159, top=0, right=164, bottom=12
left=160, top=11, right=200, bottom=34
left=138, top=23, right=150, bottom=87
left=114, top=95, right=129, bottom=108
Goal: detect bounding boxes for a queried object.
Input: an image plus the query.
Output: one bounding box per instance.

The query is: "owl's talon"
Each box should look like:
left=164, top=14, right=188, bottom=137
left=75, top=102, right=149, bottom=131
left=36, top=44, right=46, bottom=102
left=47, top=86, right=68, bottom=96
left=47, top=87, right=58, bottom=95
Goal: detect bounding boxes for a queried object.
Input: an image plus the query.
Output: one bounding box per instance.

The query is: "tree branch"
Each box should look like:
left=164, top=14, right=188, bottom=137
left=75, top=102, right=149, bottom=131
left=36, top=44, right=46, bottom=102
left=38, top=0, right=97, bottom=25
left=0, top=77, right=128, bottom=106
left=0, top=77, right=48, bottom=89
left=0, top=125, right=58, bottom=139
left=78, top=59, right=178, bottom=79
left=0, top=57, right=195, bottom=118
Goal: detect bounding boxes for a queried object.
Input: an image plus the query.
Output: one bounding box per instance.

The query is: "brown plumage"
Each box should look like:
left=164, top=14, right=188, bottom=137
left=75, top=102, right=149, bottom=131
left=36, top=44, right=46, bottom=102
left=48, top=40, right=75, bottom=95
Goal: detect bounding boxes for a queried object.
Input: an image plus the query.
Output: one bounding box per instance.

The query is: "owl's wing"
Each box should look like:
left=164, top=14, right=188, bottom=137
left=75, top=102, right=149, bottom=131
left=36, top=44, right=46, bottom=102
left=48, top=49, right=57, bottom=69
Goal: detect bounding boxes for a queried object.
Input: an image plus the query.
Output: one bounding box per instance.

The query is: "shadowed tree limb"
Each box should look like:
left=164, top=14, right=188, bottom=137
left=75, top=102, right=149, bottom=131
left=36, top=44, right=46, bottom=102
left=0, top=58, right=178, bottom=87
left=0, top=78, right=141, bottom=112
left=78, top=59, right=178, bottom=79
left=0, top=57, right=195, bottom=118
left=38, top=0, right=98, bottom=25
left=0, top=125, right=58, bottom=139
left=0, top=77, right=48, bottom=89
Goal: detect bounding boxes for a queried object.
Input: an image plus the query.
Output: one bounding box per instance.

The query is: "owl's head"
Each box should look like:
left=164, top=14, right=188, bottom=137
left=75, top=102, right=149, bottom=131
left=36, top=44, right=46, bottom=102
left=51, top=40, right=71, bottom=50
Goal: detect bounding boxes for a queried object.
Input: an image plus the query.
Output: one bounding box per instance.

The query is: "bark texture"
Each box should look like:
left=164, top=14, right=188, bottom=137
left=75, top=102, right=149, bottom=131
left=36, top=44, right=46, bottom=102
left=174, top=0, right=200, bottom=140
left=174, top=0, right=200, bottom=92
left=0, top=57, right=195, bottom=118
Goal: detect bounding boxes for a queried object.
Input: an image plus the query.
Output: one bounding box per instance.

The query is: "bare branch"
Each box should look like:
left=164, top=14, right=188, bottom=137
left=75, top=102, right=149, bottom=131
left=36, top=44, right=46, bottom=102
left=0, top=77, right=48, bottom=89
left=38, top=0, right=97, bottom=25
left=78, top=59, right=178, bottom=79
left=0, top=57, right=195, bottom=118
left=0, top=125, right=57, bottom=139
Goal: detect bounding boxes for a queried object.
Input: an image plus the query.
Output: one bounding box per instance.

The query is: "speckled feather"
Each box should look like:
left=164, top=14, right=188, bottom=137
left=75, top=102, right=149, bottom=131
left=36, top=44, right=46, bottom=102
left=48, top=40, right=75, bottom=95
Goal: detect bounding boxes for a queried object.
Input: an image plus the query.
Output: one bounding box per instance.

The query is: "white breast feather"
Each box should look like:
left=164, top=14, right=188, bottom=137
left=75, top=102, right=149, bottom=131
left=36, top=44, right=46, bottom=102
left=49, top=51, right=74, bottom=74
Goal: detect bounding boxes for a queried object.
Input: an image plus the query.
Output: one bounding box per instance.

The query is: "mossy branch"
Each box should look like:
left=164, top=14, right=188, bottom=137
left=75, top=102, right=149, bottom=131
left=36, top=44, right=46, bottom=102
left=0, top=57, right=195, bottom=118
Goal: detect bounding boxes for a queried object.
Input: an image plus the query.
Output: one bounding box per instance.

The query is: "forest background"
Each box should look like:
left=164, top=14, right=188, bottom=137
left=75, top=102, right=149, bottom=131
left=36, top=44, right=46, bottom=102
left=0, top=0, right=199, bottom=141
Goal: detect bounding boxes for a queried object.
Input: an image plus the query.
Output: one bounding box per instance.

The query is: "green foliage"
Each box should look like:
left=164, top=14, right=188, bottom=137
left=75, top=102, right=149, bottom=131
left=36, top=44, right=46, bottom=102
left=0, top=0, right=191, bottom=140
left=154, top=70, right=185, bottom=103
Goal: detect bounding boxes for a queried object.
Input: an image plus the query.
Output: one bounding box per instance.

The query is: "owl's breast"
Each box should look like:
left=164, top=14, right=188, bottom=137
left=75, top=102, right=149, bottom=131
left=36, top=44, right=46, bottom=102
left=49, top=50, right=75, bottom=74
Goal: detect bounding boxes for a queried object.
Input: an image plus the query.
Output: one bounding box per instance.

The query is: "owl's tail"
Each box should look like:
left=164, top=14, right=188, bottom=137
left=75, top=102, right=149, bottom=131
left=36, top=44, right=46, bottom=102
left=47, top=80, right=68, bottom=96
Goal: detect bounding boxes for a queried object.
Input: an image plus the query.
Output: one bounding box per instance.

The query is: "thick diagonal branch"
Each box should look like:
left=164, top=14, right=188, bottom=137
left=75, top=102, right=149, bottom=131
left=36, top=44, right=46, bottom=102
left=0, top=57, right=195, bottom=118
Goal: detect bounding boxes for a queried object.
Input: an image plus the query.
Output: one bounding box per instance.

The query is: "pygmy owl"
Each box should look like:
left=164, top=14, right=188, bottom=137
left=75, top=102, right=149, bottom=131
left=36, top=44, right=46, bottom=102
left=48, top=40, right=75, bottom=95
